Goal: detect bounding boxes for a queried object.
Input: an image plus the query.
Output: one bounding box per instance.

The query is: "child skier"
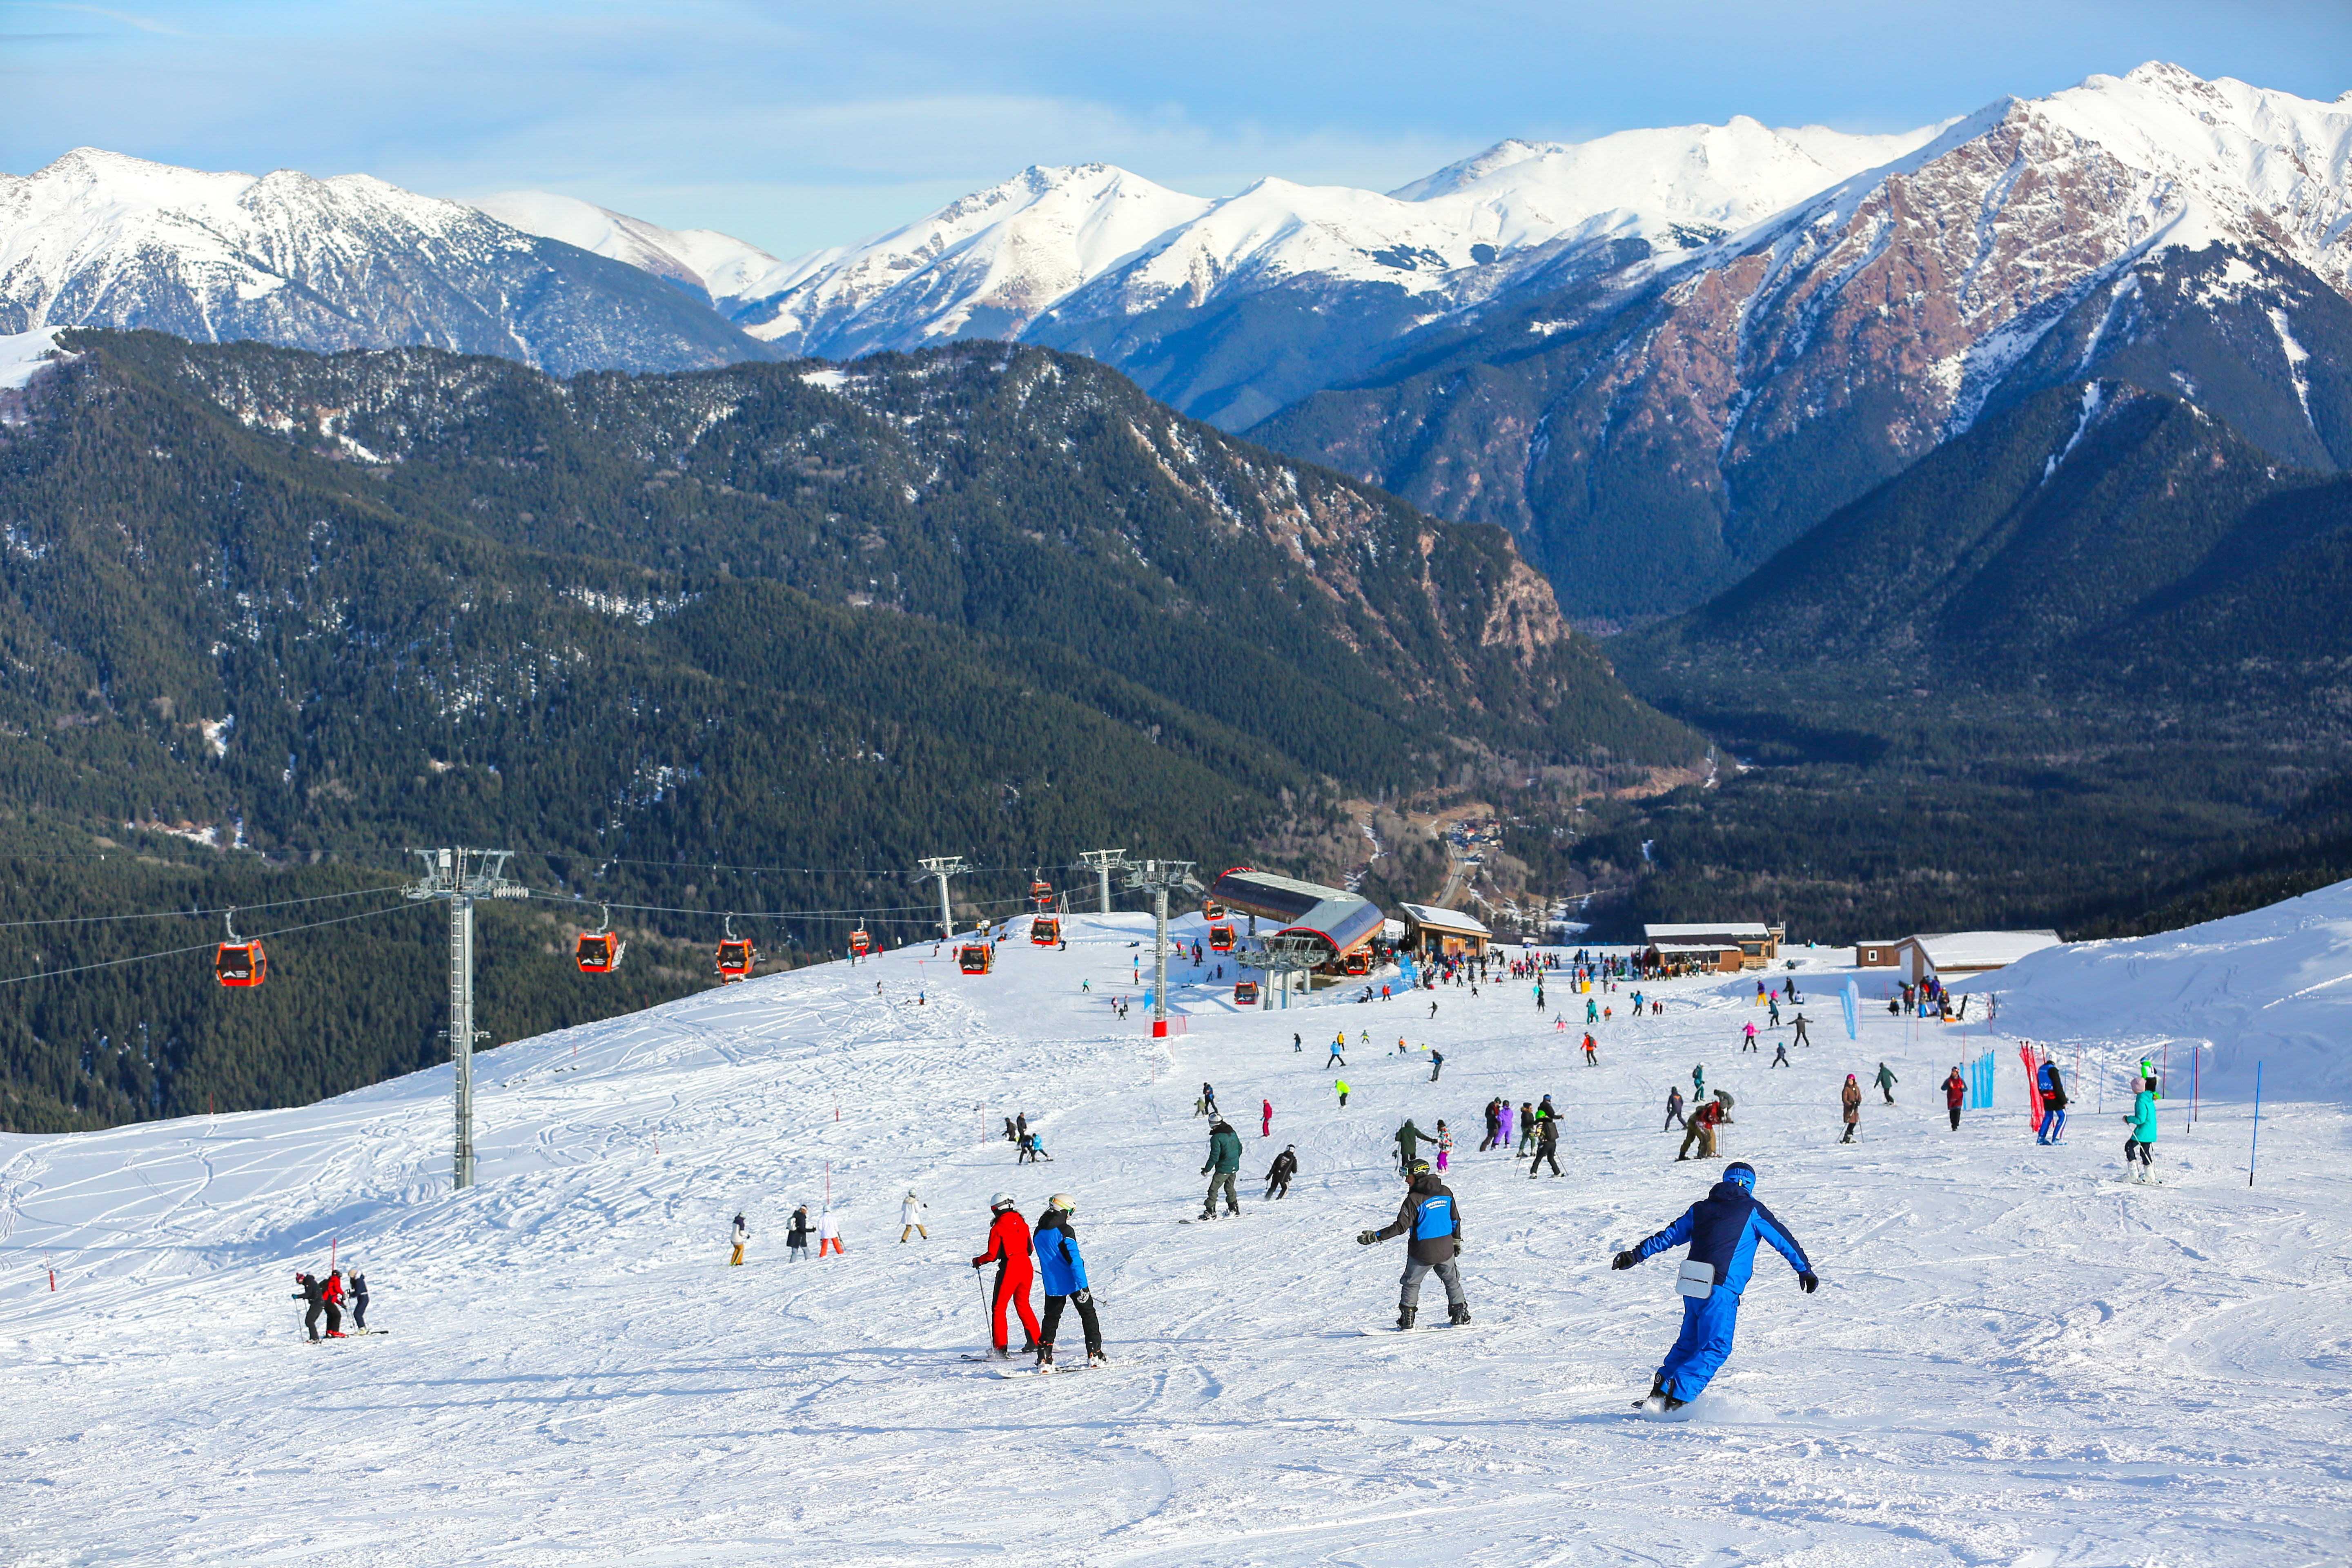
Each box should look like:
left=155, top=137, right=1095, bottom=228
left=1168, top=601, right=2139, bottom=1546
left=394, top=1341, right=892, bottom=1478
left=731, top=1212, right=749, bottom=1266
left=2123, top=1077, right=2159, bottom=1180
left=901, top=1190, right=929, bottom=1241
left=1611, top=1160, right=1817, bottom=1410
left=1356, top=1160, right=1470, bottom=1329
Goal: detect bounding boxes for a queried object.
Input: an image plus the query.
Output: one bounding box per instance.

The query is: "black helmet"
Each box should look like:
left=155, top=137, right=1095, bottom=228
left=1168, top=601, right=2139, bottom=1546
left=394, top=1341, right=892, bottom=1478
left=1405, top=1158, right=1432, bottom=1177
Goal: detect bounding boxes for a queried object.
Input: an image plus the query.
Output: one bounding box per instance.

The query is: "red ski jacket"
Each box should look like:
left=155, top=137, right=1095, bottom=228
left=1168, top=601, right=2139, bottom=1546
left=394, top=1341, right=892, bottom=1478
left=1944, top=1073, right=1967, bottom=1108
left=322, top=1275, right=345, bottom=1305
left=973, top=1209, right=1033, bottom=1272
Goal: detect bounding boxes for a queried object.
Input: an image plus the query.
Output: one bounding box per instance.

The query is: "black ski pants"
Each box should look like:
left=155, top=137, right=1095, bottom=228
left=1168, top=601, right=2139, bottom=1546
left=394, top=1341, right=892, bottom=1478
left=1530, top=1147, right=1561, bottom=1177
left=305, top=1302, right=341, bottom=1339
left=1040, top=1291, right=1103, bottom=1359
left=1947, top=1107, right=1962, bottom=1130
left=1266, top=1176, right=1290, bottom=1200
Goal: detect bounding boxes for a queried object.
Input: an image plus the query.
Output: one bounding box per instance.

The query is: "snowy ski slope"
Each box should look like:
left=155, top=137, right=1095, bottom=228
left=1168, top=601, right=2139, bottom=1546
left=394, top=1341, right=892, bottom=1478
left=3, top=897, right=2347, bottom=1566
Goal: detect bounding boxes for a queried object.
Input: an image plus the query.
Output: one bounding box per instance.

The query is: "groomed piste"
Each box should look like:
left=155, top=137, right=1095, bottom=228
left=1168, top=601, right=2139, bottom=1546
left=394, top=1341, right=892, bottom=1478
left=4, top=885, right=2350, bottom=1564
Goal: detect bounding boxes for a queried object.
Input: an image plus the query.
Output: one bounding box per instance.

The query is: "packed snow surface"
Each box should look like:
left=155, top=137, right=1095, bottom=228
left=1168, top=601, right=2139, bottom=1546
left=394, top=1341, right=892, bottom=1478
left=4, top=892, right=2347, bottom=1564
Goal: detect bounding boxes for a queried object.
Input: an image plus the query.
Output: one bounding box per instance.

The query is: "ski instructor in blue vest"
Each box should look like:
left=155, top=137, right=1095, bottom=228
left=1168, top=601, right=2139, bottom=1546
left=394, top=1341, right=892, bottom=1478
left=1612, top=1160, right=1817, bottom=1410
left=1357, top=1159, right=1470, bottom=1330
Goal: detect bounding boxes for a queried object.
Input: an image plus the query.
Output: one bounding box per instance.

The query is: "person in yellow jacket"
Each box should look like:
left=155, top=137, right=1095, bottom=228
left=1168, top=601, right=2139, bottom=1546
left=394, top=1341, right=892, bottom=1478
left=1335, top=1078, right=1351, bottom=1109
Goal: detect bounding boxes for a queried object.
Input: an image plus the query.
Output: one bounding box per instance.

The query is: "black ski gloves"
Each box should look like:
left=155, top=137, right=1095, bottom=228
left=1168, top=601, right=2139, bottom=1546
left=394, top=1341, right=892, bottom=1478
left=1798, top=1272, right=1819, bottom=1294
left=1612, top=1251, right=1639, bottom=1270
left=1356, top=1230, right=1378, bottom=1245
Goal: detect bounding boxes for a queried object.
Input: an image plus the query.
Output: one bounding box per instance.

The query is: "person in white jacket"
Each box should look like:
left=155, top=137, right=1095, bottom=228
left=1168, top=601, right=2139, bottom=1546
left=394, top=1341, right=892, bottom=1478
left=729, top=1212, right=749, bottom=1266
left=817, top=1208, right=845, bottom=1258
left=900, top=1191, right=929, bottom=1242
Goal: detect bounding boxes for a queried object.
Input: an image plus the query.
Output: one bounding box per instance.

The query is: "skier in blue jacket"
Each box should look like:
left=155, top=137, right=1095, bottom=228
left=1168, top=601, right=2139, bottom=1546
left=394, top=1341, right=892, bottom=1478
left=1031, top=1194, right=1106, bottom=1369
left=1611, top=1161, right=1817, bottom=1410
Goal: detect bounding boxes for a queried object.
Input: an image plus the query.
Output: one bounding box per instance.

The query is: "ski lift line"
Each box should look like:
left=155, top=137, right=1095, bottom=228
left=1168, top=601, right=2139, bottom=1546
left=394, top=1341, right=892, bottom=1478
left=0, top=898, right=416, bottom=990
left=530, top=850, right=1139, bottom=880
left=0, top=882, right=406, bottom=931
left=552, top=889, right=1088, bottom=924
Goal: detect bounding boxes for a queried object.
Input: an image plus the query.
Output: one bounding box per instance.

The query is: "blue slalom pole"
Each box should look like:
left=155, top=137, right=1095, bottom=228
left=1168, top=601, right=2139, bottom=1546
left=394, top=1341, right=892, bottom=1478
left=2249, top=1062, right=2262, bottom=1189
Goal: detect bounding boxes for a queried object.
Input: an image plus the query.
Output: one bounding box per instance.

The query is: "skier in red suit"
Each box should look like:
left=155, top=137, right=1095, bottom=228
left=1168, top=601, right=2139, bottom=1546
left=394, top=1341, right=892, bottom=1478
left=972, top=1192, right=1042, bottom=1359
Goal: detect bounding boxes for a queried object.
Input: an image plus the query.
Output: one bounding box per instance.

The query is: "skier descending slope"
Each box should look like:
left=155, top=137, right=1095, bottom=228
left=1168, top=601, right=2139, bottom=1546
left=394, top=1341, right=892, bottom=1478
left=1357, top=1160, right=1470, bottom=1329
left=970, top=1193, right=1042, bottom=1360
left=1612, top=1161, right=1817, bottom=1410
left=1029, top=1194, right=1106, bottom=1371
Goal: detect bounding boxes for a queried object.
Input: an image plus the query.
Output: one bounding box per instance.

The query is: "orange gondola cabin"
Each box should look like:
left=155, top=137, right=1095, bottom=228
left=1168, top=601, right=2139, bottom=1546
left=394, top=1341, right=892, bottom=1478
left=1203, top=900, right=1227, bottom=920
left=575, top=931, right=623, bottom=973
left=214, top=938, right=266, bottom=988
left=715, top=937, right=757, bottom=983
left=958, top=942, right=994, bottom=974
left=1028, top=878, right=1053, bottom=910
left=1233, top=979, right=1258, bottom=1005
left=1208, top=922, right=1236, bottom=953
left=850, top=927, right=872, bottom=957
left=1342, top=950, right=1372, bottom=977
left=1031, top=916, right=1060, bottom=945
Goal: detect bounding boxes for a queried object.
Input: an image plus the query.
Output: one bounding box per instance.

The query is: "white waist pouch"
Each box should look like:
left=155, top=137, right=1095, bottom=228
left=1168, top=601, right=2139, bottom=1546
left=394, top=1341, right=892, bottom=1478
left=1676, top=1260, right=1716, bottom=1299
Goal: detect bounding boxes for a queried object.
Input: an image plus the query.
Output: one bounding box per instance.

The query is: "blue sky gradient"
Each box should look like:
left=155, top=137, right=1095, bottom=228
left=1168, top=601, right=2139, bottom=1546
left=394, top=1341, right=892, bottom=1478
left=2, top=0, right=2345, bottom=256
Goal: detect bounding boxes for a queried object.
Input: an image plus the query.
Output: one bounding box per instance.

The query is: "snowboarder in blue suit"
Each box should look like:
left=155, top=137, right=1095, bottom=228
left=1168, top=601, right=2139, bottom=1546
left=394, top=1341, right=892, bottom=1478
left=1612, top=1161, right=1817, bottom=1410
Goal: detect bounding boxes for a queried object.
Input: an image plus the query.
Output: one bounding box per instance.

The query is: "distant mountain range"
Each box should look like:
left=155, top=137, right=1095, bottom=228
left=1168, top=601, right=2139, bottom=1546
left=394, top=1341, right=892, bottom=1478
left=10, top=65, right=2340, bottom=620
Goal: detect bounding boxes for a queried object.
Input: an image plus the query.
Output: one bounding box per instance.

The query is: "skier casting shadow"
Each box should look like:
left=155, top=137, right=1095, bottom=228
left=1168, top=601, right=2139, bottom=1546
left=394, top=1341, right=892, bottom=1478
left=1611, top=1161, right=1816, bottom=1410
left=1357, top=1158, right=1470, bottom=1329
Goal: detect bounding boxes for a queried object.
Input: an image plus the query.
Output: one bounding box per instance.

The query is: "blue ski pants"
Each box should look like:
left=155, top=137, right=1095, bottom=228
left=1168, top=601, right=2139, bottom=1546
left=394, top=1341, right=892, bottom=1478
left=2038, top=1107, right=2067, bottom=1141
left=1657, top=1287, right=1742, bottom=1401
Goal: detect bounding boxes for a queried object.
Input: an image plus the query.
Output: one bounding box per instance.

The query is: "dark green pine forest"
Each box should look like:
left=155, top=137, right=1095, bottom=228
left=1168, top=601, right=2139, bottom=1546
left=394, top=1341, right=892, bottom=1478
left=0, top=330, right=1699, bottom=1131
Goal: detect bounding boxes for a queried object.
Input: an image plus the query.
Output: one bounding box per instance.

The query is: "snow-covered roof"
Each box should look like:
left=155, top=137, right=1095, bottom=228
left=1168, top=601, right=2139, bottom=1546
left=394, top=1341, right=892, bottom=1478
left=1644, top=922, right=1773, bottom=942
left=1395, top=902, right=1491, bottom=937
left=1902, top=931, right=2063, bottom=971
left=1651, top=942, right=1739, bottom=955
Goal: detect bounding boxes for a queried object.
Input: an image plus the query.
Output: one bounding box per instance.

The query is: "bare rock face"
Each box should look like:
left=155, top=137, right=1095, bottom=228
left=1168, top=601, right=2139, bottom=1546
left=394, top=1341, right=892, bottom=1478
left=1256, top=65, right=2352, bottom=617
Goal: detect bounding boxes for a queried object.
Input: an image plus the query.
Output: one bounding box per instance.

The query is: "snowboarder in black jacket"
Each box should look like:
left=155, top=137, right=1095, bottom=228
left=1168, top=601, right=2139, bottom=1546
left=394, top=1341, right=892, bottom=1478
left=1265, top=1145, right=1298, bottom=1200
left=1357, top=1163, right=1469, bottom=1328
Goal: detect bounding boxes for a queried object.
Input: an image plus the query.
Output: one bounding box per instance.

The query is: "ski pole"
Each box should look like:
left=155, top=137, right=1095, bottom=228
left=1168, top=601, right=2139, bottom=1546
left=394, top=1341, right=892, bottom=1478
left=2249, top=1062, right=2262, bottom=1189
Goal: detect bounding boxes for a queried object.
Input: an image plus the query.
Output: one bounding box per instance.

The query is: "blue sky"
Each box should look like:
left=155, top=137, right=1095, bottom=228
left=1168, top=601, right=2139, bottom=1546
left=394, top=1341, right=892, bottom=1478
left=3, top=0, right=2346, bottom=257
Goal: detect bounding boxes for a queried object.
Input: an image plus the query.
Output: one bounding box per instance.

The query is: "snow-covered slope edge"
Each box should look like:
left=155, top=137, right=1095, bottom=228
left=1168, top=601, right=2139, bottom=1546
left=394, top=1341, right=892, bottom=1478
left=1960, top=878, right=2352, bottom=1096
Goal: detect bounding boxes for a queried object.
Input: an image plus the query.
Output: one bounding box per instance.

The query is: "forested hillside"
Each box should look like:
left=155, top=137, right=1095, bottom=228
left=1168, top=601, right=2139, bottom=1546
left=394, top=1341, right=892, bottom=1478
left=0, top=330, right=1699, bottom=1130
left=1570, top=379, right=2352, bottom=943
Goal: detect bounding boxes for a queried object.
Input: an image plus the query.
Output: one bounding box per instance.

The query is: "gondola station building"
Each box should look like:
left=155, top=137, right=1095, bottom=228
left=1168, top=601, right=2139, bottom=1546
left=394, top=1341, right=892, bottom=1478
left=1640, top=922, right=1784, bottom=974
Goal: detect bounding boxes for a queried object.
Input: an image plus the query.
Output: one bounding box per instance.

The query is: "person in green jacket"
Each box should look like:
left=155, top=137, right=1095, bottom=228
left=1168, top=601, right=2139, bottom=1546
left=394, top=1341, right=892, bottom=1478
left=2122, top=1078, right=2159, bottom=1182
left=1200, top=1119, right=1244, bottom=1218
left=1394, top=1118, right=1433, bottom=1173
left=1874, top=1063, right=1898, bottom=1105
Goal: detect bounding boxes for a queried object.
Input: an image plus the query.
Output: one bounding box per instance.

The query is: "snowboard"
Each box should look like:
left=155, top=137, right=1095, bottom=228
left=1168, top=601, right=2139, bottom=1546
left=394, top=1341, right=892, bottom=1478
left=1179, top=1214, right=1246, bottom=1224
left=1355, top=1323, right=1471, bottom=1335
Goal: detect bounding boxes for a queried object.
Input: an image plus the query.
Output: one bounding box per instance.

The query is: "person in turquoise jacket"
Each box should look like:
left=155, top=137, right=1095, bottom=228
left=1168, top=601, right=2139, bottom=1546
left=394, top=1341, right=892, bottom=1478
left=2122, top=1078, right=2159, bottom=1181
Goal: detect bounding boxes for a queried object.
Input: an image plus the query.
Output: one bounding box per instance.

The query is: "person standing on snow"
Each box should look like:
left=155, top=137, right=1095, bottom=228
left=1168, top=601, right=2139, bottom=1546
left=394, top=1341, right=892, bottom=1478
left=817, top=1209, right=845, bottom=1257
left=972, top=1193, right=1042, bottom=1359
left=1335, top=1078, right=1350, bottom=1108
left=1530, top=1113, right=1563, bottom=1178
left=1677, top=1097, right=1722, bottom=1161
left=1498, top=1098, right=1516, bottom=1155
left=1200, top=1117, right=1243, bottom=1219
left=1201, top=1083, right=1218, bottom=1118
left=1771, top=1041, right=1790, bottom=1068
left=292, top=1271, right=339, bottom=1341
left=1942, top=1067, right=1967, bottom=1130
left=1434, top=1120, right=1454, bottom=1172
left=1030, top=1194, right=1107, bottom=1370
left=1357, top=1160, right=1470, bottom=1330
left=322, top=1269, right=347, bottom=1336
left=1394, top=1117, right=1433, bottom=1173
left=1611, top=1160, right=1817, bottom=1411
left=901, top=1191, right=930, bottom=1241
left=1481, top=1097, right=1503, bottom=1152
left=1693, top=1065, right=1706, bottom=1100
left=1791, top=1013, right=1811, bottom=1047
left=1741, top=1022, right=1758, bottom=1053
left=347, top=1266, right=370, bottom=1332
left=1840, top=1075, right=1862, bottom=1143
left=1874, top=1063, right=1898, bottom=1105
left=1429, top=1047, right=1445, bottom=1082
left=1663, top=1086, right=1685, bottom=1130
left=2122, top=1077, right=2159, bottom=1180
left=1261, top=1097, right=1274, bottom=1139
left=1516, top=1100, right=1538, bottom=1156
left=1583, top=1032, right=1599, bottom=1066
left=2036, top=1059, right=2068, bottom=1144
left=1265, top=1145, right=1298, bottom=1200
left=731, top=1213, right=750, bottom=1266
left=1327, top=1033, right=1348, bottom=1067
left=787, top=1204, right=813, bottom=1262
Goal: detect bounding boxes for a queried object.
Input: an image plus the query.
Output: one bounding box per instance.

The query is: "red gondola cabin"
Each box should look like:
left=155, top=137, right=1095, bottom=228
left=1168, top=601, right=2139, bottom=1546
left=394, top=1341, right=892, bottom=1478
left=1342, top=950, right=1371, bottom=977
left=715, top=938, right=757, bottom=982
left=215, top=940, right=266, bottom=988
left=1233, top=979, right=1258, bottom=1005
left=959, top=942, right=994, bottom=974
left=1031, top=916, right=1060, bottom=945
left=850, top=927, right=871, bottom=957
left=1208, top=922, right=1235, bottom=953
left=575, top=932, right=623, bottom=973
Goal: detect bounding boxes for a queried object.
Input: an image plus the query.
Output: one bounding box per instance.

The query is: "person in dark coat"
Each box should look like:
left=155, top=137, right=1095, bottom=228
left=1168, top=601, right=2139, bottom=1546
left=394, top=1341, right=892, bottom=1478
left=1265, top=1145, right=1298, bottom=1200
left=1358, top=1162, right=1468, bottom=1329
left=1529, top=1114, right=1563, bottom=1178
left=1944, top=1067, right=1967, bottom=1130
left=1200, top=1120, right=1243, bottom=1218
left=786, top=1204, right=813, bottom=1262
left=347, top=1267, right=369, bottom=1331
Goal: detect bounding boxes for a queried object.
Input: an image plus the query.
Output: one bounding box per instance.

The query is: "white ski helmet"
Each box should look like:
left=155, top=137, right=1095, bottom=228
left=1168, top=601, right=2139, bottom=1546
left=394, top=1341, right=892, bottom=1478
left=1048, top=1193, right=1076, bottom=1212
left=990, top=1191, right=1018, bottom=1210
